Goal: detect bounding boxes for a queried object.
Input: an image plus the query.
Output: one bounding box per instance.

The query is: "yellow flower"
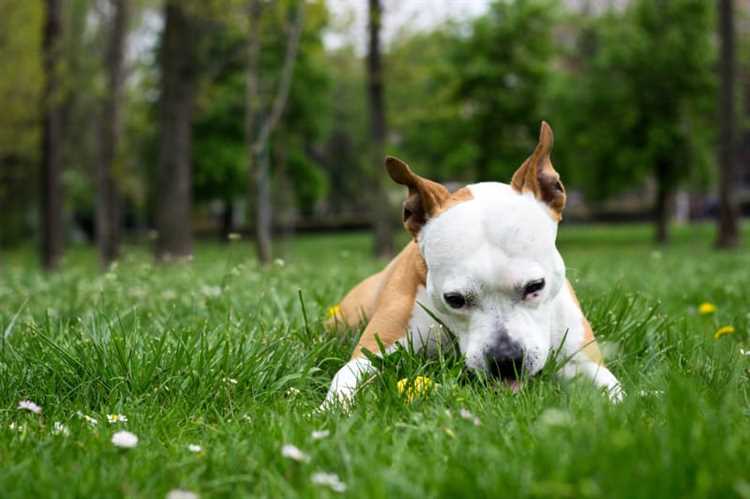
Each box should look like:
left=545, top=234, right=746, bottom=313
left=714, top=325, right=736, bottom=339
left=396, top=376, right=434, bottom=403
left=698, top=302, right=717, bottom=315
left=326, top=304, right=341, bottom=320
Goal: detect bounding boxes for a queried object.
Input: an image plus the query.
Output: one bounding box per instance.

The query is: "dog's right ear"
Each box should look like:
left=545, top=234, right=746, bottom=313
left=385, top=156, right=450, bottom=238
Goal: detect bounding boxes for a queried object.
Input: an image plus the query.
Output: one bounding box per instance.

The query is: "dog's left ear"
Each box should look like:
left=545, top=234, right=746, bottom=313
left=386, top=156, right=451, bottom=238
left=511, top=121, right=566, bottom=220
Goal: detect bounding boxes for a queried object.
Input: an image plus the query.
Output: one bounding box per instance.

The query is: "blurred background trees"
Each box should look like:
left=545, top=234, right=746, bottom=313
left=0, top=0, right=747, bottom=268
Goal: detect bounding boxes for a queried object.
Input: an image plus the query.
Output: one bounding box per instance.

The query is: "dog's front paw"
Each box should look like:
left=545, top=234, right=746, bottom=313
left=605, top=382, right=625, bottom=404
left=319, top=357, right=375, bottom=412
left=318, top=386, right=356, bottom=413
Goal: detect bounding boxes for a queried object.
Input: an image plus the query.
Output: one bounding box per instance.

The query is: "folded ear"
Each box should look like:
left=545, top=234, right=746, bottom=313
left=510, top=121, right=566, bottom=220
left=385, top=156, right=451, bottom=238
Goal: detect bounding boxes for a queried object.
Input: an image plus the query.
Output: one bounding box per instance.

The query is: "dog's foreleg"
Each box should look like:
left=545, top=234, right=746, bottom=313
left=559, top=353, right=623, bottom=403
left=321, top=356, right=376, bottom=410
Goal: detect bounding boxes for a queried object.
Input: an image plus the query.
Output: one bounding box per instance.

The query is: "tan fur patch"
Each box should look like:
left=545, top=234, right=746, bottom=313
left=351, top=242, right=427, bottom=358
left=435, top=186, right=474, bottom=215
left=510, top=122, right=566, bottom=221
left=331, top=187, right=474, bottom=358
left=565, top=280, right=604, bottom=365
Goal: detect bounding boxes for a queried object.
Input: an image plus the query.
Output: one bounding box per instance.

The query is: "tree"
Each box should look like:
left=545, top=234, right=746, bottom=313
left=96, top=0, right=129, bottom=266
left=366, top=0, right=394, bottom=258
left=155, top=2, right=199, bottom=261
left=0, top=2, right=43, bottom=248
left=386, top=28, right=475, bottom=183
left=190, top=0, right=329, bottom=242
left=245, top=0, right=304, bottom=264
left=552, top=0, right=715, bottom=243
left=716, top=0, right=740, bottom=248
left=41, top=0, right=65, bottom=270
left=453, top=0, right=557, bottom=182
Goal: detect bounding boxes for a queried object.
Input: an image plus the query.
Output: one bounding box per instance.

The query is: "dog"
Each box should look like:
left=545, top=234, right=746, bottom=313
left=324, top=122, right=622, bottom=407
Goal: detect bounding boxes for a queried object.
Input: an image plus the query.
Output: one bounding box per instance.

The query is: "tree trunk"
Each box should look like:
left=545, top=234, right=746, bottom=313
left=716, top=0, right=740, bottom=248
left=41, top=0, right=64, bottom=271
left=220, top=198, right=234, bottom=242
left=245, top=0, right=304, bottom=265
left=96, top=0, right=128, bottom=268
left=654, top=160, right=673, bottom=244
left=155, top=2, right=196, bottom=261
left=254, top=148, right=272, bottom=262
left=367, top=0, right=394, bottom=258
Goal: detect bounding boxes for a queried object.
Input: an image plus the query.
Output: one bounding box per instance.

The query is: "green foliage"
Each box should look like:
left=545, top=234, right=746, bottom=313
left=191, top=0, right=332, bottom=211
left=0, top=2, right=43, bottom=245
left=550, top=0, right=716, bottom=200
left=0, top=2, right=43, bottom=161
left=1, top=224, right=750, bottom=496
left=318, top=46, right=370, bottom=214
left=452, top=0, right=559, bottom=182
left=386, top=28, right=476, bottom=182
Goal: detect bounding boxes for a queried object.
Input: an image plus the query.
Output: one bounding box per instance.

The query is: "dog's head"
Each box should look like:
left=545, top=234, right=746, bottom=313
left=387, top=122, right=566, bottom=382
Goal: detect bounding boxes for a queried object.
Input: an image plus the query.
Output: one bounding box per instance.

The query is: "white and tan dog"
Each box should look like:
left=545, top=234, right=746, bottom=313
left=324, top=122, right=621, bottom=407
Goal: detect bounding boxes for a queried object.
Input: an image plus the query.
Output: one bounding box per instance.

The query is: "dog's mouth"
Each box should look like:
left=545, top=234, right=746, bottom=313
left=503, top=378, right=525, bottom=393
left=486, top=357, right=527, bottom=393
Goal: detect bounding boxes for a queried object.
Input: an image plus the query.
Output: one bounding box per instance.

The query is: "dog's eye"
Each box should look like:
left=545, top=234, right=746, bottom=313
left=443, top=292, right=467, bottom=309
left=523, top=278, right=545, bottom=298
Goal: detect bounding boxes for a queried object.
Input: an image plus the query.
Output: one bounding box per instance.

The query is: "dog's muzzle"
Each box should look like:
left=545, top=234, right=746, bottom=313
left=485, top=335, right=525, bottom=380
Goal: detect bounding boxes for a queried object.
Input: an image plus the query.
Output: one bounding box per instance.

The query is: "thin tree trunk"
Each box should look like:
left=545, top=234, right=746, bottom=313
left=155, top=2, right=196, bottom=261
left=255, top=148, right=272, bottom=262
left=655, top=160, right=673, bottom=244
left=245, top=0, right=304, bottom=264
left=220, top=198, right=234, bottom=242
left=367, top=0, right=394, bottom=258
left=274, top=141, right=296, bottom=244
left=41, top=0, right=64, bottom=271
left=716, top=0, right=740, bottom=248
left=96, top=0, right=128, bottom=267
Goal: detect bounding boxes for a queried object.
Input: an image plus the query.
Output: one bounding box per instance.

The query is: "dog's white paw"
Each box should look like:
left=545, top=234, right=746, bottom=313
left=606, top=383, right=625, bottom=404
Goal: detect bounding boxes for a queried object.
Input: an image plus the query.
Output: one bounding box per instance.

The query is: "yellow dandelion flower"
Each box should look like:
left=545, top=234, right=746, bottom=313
left=326, top=304, right=341, bottom=320
left=698, top=302, right=717, bottom=315
left=396, top=376, right=434, bottom=403
left=714, top=325, right=735, bottom=340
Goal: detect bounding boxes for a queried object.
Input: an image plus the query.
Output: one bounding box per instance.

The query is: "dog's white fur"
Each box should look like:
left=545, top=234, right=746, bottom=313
left=324, top=181, right=621, bottom=407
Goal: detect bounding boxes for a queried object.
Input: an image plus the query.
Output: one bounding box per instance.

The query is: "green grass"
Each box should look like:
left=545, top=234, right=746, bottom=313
left=1, top=223, right=749, bottom=498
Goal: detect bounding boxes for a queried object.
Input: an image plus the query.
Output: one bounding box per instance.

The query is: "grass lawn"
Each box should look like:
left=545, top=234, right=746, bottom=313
left=1, top=223, right=749, bottom=498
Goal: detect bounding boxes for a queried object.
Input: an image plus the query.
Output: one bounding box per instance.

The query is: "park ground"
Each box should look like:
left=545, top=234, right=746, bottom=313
left=1, top=223, right=749, bottom=498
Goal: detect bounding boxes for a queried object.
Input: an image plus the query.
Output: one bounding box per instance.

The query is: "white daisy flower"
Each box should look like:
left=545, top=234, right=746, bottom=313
left=459, top=408, right=481, bottom=426
left=281, top=444, right=309, bottom=462
left=311, top=430, right=330, bottom=440
left=187, top=444, right=203, bottom=453
left=166, top=489, right=199, bottom=499
left=76, top=411, right=99, bottom=426
left=311, top=472, right=347, bottom=493
left=52, top=421, right=70, bottom=436
left=106, top=414, right=128, bottom=424
left=111, top=430, right=139, bottom=449
left=17, top=400, right=42, bottom=414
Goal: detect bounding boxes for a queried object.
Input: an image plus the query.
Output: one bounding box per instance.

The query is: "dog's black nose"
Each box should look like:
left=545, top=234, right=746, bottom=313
left=486, top=337, right=525, bottom=380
